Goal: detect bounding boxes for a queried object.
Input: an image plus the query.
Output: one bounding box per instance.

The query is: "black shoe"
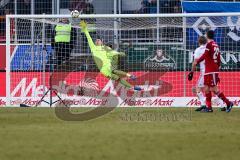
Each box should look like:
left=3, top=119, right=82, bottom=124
left=202, top=107, right=213, bottom=112
left=226, top=102, right=233, bottom=113
left=220, top=107, right=226, bottom=111
left=195, top=105, right=206, bottom=111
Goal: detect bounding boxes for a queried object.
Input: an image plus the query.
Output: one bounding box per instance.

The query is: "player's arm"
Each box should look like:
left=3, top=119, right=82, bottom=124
left=80, top=20, right=96, bottom=51
left=188, top=48, right=208, bottom=81
left=108, top=50, right=126, bottom=57
left=191, top=49, right=200, bottom=72
left=117, top=52, right=126, bottom=56
left=188, top=51, right=207, bottom=81
left=191, top=59, right=198, bottom=72
left=193, top=46, right=210, bottom=71
left=188, top=52, right=197, bottom=81
left=188, top=50, right=197, bottom=81
left=188, top=64, right=196, bottom=81
left=217, top=51, right=221, bottom=68
left=196, top=50, right=207, bottom=64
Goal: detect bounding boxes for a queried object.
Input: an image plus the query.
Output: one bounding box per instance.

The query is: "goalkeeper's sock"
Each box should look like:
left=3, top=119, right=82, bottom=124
left=113, top=70, right=128, bottom=77
left=197, top=91, right=206, bottom=106
left=206, top=92, right=212, bottom=109
left=120, top=79, right=132, bottom=88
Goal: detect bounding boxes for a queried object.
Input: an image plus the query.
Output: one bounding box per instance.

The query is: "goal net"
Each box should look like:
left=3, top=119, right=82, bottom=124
left=5, top=13, right=240, bottom=107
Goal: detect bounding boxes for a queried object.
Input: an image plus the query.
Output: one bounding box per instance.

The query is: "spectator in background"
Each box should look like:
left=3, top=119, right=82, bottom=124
left=35, top=0, right=52, bottom=14
left=82, top=2, right=94, bottom=14
left=60, top=0, right=70, bottom=10
left=51, top=18, right=77, bottom=68
left=16, top=0, right=31, bottom=41
left=160, top=0, right=181, bottom=13
left=0, top=4, right=13, bottom=42
left=17, top=0, right=31, bottom=14
left=149, top=0, right=157, bottom=14
left=160, top=0, right=170, bottom=13
left=173, top=0, right=181, bottom=13
left=139, top=0, right=150, bottom=14
left=70, top=0, right=87, bottom=13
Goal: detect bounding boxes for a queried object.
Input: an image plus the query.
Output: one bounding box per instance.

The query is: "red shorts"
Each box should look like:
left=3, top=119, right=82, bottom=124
left=204, top=73, right=220, bottom=87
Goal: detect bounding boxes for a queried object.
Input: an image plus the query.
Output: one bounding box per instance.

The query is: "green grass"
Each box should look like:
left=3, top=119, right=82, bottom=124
left=0, top=107, right=240, bottom=160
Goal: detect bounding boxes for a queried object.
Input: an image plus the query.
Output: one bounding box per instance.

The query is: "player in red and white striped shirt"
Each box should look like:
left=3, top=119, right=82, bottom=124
left=188, top=30, right=233, bottom=112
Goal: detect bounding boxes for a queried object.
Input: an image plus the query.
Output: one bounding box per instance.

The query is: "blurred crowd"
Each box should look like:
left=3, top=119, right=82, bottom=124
left=0, top=0, right=95, bottom=41
left=137, top=0, right=181, bottom=14
left=1, top=0, right=239, bottom=42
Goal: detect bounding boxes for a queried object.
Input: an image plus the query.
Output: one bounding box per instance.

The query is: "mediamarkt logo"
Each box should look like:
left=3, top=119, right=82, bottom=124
left=11, top=78, right=101, bottom=97
left=10, top=77, right=164, bottom=98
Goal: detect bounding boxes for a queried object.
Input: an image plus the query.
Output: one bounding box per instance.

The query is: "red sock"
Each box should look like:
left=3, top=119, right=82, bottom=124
left=217, top=92, right=230, bottom=106
left=206, top=92, right=212, bottom=109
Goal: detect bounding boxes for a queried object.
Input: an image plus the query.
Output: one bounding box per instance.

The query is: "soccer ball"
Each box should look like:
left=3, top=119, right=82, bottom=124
left=71, top=10, right=80, bottom=18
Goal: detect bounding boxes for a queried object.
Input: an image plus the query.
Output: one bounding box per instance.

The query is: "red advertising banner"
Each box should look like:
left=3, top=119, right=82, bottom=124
left=0, top=45, right=15, bottom=71
left=0, top=45, right=6, bottom=70
left=1, top=71, right=240, bottom=97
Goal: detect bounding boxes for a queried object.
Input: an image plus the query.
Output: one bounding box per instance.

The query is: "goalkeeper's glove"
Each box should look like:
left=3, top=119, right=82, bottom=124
left=188, top=71, right=194, bottom=81
left=80, top=20, right=87, bottom=31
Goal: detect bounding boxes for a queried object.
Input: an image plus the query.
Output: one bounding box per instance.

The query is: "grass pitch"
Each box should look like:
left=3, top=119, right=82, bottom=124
left=0, top=107, right=240, bottom=160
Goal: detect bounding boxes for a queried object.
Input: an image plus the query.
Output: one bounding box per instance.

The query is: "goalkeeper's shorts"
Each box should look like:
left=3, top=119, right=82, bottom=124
left=100, top=67, right=112, bottom=77
left=100, top=67, right=119, bottom=80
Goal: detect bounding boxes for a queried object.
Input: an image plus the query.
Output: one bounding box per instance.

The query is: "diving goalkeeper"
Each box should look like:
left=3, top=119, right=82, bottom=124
left=80, top=20, right=142, bottom=91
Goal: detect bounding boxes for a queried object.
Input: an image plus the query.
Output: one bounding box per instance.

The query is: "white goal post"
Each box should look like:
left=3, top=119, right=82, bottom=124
left=5, top=13, right=240, bottom=107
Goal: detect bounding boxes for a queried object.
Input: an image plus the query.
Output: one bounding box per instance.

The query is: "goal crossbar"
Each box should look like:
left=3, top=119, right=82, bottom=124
left=5, top=12, right=240, bottom=19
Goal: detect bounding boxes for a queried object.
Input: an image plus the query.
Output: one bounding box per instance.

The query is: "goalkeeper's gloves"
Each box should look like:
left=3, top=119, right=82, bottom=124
left=188, top=71, right=194, bottom=81
left=80, top=20, right=87, bottom=31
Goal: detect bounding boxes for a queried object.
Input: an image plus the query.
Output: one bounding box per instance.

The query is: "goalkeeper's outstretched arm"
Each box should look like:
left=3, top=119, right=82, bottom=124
left=108, top=50, right=126, bottom=57
left=105, top=46, right=126, bottom=58
left=80, top=21, right=96, bottom=52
